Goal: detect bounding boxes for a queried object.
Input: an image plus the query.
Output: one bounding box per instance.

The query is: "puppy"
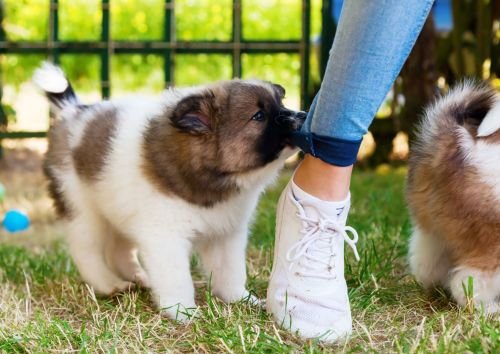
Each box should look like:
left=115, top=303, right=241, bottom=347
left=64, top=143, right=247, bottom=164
left=407, top=82, right=500, bottom=313
left=33, top=62, right=305, bottom=320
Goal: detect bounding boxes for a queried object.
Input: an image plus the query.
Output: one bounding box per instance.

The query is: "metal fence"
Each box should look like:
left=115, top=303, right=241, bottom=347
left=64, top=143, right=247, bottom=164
left=0, top=0, right=311, bottom=145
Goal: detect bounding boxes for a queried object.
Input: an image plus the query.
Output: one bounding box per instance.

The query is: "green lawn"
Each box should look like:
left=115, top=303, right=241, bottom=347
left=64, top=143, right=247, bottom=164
left=0, top=168, right=498, bottom=353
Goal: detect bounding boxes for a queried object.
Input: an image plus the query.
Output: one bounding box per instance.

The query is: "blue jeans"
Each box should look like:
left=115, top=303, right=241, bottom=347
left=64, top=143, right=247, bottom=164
left=293, top=0, right=435, bottom=166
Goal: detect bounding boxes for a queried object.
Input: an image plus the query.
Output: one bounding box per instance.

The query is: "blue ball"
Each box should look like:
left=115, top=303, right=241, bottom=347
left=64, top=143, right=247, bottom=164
left=2, top=209, right=30, bottom=233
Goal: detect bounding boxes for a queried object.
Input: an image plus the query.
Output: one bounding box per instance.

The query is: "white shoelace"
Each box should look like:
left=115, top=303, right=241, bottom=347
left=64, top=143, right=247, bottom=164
left=286, top=195, right=360, bottom=280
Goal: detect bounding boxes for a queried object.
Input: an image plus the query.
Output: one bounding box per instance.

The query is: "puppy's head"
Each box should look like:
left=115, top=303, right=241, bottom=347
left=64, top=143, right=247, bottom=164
left=169, top=80, right=305, bottom=173
left=144, top=80, right=305, bottom=206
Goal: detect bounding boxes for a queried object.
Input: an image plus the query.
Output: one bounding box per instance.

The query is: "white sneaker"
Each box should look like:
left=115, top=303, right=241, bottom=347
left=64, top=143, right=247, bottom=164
left=267, top=181, right=360, bottom=343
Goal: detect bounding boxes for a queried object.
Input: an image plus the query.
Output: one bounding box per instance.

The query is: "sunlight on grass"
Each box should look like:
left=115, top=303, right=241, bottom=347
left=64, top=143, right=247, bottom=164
left=0, top=167, right=498, bottom=352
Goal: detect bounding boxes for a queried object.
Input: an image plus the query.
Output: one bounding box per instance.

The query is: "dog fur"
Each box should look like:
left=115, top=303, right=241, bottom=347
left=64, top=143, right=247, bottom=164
left=34, top=62, right=305, bottom=320
left=407, top=82, right=500, bottom=313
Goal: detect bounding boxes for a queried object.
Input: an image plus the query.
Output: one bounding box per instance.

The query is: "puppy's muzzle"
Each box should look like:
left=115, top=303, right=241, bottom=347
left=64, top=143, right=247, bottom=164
left=277, top=108, right=307, bottom=132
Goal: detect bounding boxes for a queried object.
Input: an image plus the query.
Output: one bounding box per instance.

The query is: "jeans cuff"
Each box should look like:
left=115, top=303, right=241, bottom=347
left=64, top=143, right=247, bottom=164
left=291, top=132, right=362, bottom=167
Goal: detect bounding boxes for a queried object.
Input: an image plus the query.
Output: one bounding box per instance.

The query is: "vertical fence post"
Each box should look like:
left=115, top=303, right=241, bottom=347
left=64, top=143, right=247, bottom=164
left=0, top=1, right=5, bottom=159
left=164, top=0, right=174, bottom=88
left=301, top=0, right=311, bottom=109
left=47, top=0, right=60, bottom=128
left=232, top=0, right=242, bottom=78
left=49, top=0, right=59, bottom=63
left=101, top=0, right=111, bottom=98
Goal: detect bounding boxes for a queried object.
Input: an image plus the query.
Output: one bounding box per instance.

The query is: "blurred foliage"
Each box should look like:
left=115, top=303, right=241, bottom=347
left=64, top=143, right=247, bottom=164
left=175, top=54, right=232, bottom=86
left=3, top=0, right=48, bottom=40
left=2, top=54, right=46, bottom=85
left=2, top=103, right=15, bottom=123
left=111, top=0, right=164, bottom=40
left=59, top=55, right=101, bottom=93
left=177, top=0, right=232, bottom=41
left=242, top=0, right=301, bottom=40
left=1, top=0, right=322, bottom=100
left=242, top=53, right=301, bottom=100
left=111, top=54, right=164, bottom=93
left=59, top=0, right=101, bottom=41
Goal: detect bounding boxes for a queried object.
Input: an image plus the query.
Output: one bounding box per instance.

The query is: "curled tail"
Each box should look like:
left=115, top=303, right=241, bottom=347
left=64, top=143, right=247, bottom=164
left=32, top=62, right=79, bottom=110
left=417, top=82, right=499, bottom=146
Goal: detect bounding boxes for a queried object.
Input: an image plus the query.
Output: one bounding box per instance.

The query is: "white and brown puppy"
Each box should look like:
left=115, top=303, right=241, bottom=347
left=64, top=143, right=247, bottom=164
left=407, top=82, right=500, bottom=313
left=33, top=62, right=305, bottom=320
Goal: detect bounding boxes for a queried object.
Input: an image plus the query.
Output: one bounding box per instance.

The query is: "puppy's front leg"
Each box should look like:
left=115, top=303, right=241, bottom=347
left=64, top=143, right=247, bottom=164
left=198, top=230, right=252, bottom=303
left=140, top=234, right=195, bottom=321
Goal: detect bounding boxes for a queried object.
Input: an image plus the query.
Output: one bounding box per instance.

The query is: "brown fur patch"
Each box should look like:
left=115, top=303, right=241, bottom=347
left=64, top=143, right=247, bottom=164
left=142, top=80, right=292, bottom=207
left=407, top=87, right=500, bottom=272
left=72, top=107, right=118, bottom=182
left=142, top=85, right=239, bottom=207
left=44, top=119, right=72, bottom=217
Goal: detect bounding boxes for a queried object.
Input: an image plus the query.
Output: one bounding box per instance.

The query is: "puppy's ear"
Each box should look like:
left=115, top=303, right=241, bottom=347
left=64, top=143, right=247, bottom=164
left=171, top=94, right=214, bottom=134
left=272, top=83, right=286, bottom=99
left=174, top=111, right=211, bottom=134
left=477, top=102, right=500, bottom=137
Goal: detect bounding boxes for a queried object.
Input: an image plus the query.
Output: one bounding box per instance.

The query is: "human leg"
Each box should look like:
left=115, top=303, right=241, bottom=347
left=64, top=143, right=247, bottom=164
left=268, top=0, right=435, bottom=342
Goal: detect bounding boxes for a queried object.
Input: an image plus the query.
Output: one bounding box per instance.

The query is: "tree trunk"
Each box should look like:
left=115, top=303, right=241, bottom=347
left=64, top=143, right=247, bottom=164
left=400, top=15, right=439, bottom=146
left=476, top=0, right=492, bottom=79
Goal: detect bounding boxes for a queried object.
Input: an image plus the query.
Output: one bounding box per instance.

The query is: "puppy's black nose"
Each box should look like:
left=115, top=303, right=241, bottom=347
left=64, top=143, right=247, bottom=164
left=277, top=108, right=307, bottom=131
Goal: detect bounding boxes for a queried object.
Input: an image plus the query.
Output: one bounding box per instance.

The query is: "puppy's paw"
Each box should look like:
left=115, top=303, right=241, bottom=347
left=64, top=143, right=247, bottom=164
left=483, top=302, right=499, bottom=314
left=216, top=288, right=263, bottom=307
left=91, top=280, right=135, bottom=297
left=133, top=270, right=151, bottom=288
left=160, top=302, right=198, bottom=323
left=448, top=266, right=500, bottom=314
left=241, top=292, right=265, bottom=308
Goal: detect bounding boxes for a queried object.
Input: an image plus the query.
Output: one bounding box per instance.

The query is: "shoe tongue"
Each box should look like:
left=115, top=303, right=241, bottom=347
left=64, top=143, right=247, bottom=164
left=295, top=196, right=350, bottom=225
left=290, top=180, right=350, bottom=224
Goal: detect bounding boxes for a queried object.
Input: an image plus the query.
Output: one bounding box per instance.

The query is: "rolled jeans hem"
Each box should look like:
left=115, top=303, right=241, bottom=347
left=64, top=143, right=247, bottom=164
left=291, top=132, right=362, bottom=167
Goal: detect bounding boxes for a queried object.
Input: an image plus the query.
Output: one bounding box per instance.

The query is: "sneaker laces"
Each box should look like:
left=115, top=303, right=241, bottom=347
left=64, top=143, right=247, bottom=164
left=285, top=195, right=360, bottom=279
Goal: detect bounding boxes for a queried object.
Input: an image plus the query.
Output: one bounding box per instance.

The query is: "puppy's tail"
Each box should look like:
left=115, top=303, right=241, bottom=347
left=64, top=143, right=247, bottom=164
left=420, top=82, right=499, bottom=142
left=32, top=62, right=79, bottom=111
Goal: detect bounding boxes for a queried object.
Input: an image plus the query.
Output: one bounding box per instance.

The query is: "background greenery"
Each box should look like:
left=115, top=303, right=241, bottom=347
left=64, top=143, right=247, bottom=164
left=2, top=0, right=498, bottom=164
left=1, top=0, right=322, bottom=100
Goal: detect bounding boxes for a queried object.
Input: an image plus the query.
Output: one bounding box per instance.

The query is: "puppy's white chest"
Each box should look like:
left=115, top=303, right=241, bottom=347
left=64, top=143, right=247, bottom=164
left=191, top=191, right=258, bottom=238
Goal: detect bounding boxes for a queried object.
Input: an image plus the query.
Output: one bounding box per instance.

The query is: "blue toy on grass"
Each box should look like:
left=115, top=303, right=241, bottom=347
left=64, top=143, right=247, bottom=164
left=2, top=209, right=30, bottom=233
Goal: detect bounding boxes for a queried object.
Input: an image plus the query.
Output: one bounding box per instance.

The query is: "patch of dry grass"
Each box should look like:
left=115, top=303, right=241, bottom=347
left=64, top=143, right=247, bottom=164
left=0, top=158, right=498, bottom=353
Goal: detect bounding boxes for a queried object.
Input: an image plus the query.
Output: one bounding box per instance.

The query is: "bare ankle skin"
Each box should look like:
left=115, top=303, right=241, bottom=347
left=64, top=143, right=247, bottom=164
left=293, top=154, right=353, bottom=201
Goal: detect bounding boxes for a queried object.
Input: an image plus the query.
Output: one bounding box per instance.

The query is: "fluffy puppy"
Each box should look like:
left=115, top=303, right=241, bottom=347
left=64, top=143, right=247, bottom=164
left=407, top=82, right=500, bottom=313
left=33, top=63, right=305, bottom=320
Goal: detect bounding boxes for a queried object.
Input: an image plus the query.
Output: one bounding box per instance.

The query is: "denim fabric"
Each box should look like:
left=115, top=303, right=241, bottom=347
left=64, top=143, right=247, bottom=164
left=294, top=0, right=435, bottom=166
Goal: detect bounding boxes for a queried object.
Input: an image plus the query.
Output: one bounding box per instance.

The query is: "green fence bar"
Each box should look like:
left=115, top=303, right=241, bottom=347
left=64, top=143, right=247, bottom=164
left=164, top=0, right=174, bottom=88
left=101, top=0, right=110, bottom=98
left=49, top=0, right=60, bottom=64
left=0, top=0, right=311, bottom=157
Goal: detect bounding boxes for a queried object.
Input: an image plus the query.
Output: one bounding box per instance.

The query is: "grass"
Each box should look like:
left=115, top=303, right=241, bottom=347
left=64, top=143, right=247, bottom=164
left=0, top=164, right=498, bottom=353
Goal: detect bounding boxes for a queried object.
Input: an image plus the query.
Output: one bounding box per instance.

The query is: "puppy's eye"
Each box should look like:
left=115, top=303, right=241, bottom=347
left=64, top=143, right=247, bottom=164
left=251, top=111, right=266, bottom=122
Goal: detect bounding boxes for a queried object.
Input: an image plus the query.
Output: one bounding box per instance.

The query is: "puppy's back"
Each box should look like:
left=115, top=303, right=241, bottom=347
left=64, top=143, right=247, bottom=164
left=407, top=82, right=500, bottom=268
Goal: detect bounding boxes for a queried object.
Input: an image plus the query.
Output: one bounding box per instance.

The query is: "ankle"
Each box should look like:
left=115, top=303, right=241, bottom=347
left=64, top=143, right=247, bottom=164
left=293, top=154, right=353, bottom=202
